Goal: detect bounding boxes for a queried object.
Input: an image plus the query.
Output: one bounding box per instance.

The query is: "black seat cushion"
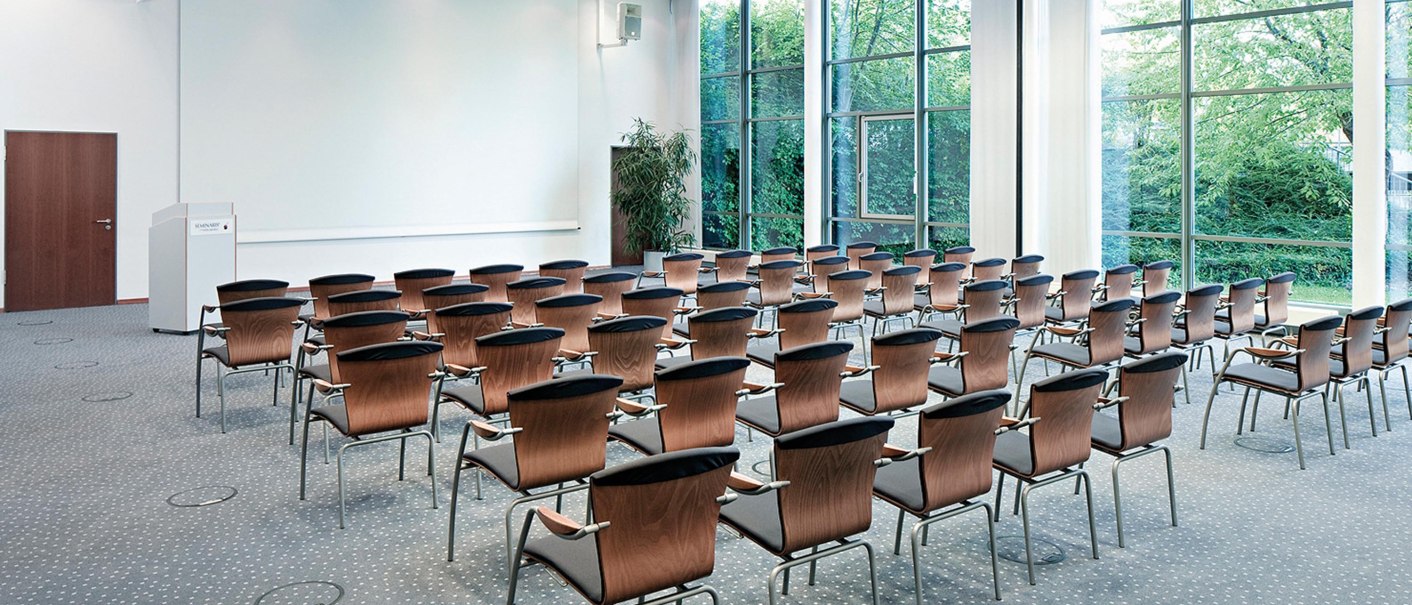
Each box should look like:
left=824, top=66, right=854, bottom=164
left=735, top=395, right=782, bottom=436
left=1272, top=357, right=1345, bottom=378
left=1222, top=363, right=1300, bottom=393
left=298, top=363, right=331, bottom=382
left=746, top=342, right=781, bottom=367
left=672, top=322, right=689, bottom=338
left=310, top=404, right=352, bottom=436
left=992, top=430, right=1035, bottom=477
left=607, top=418, right=664, bottom=456
left=838, top=379, right=878, bottom=414
left=522, top=533, right=602, bottom=604
left=872, top=457, right=925, bottom=512
left=719, top=492, right=786, bottom=554
left=927, top=366, right=965, bottom=396
left=441, top=385, right=488, bottom=415
left=919, top=319, right=962, bottom=339
left=1171, top=326, right=1190, bottom=344
left=1044, top=307, right=1067, bottom=322
left=1030, top=342, right=1093, bottom=367
left=1091, top=413, right=1123, bottom=452
left=462, top=442, right=520, bottom=490
left=1123, top=336, right=1143, bottom=355
left=201, top=346, right=231, bottom=366
left=863, top=300, right=894, bottom=318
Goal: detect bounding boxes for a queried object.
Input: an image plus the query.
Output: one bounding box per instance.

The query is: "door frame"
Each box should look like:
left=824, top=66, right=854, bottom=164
left=857, top=114, right=918, bottom=222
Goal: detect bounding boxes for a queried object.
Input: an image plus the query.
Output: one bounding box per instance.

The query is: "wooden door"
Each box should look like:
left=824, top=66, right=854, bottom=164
left=4, top=131, right=117, bottom=311
left=609, top=146, right=642, bottom=266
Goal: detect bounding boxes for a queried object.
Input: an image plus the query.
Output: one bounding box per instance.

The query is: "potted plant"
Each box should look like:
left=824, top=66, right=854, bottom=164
left=612, top=118, right=697, bottom=272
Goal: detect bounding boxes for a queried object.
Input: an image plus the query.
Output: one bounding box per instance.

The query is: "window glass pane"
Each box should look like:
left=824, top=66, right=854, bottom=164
left=703, top=213, right=738, bottom=249
left=831, top=117, right=860, bottom=219
left=928, top=225, right=970, bottom=251
left=1102, top=98, right=1181, bottom=234
left=751, top=68, right=805, bottom=118
left=752, top=120, right=805, bottom=216
left=1195, top=240, right=1350, bottom=305
left=1387, top=4, right=1410, bottom=299
left=1195, top=0, right=1334, bottom=19
left=1193, top=8, right=1352, bottom=92
left=701, top=0, right=741, bottom=74
left=928, top=110, right=969, bottom=224
left=1101, top=0, right=1180, bottom=29
left=861, top=117, right=916, bottom=218
left=926, top=50, right=971, bottom=107
left=752, top=0, right=805, bottom=68
left=701, top=123, right=740, bottom=216
left=830, top=0, right=916, bottom=60
left=927, top=0, right=970, bottom=49
left=832, top=57, right=916, bottom=112
left=751, top=216, right=804, bottom=250
left=702, top=76, right=740, bottom=122
left=1193, top=89, right=1352, bottom=242
left=1392, top=1, right=1411, bottom=80
left=1102, top=235, right=1182, bottom=277
left=1102, top=27, right=1180, bottom=98
left=831, top=221, right=916, bottom=256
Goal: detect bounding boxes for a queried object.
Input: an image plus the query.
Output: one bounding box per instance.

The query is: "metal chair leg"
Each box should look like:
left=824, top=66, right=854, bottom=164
left=217, top=366, right=228, bottom=433
left=195, top=354, right=205, bottom=418
left=1319, top=390, right=1336, bottom=456
left=1291, top=396, right=1307, bottom=470
left=447, top=421, right=473, bottom=562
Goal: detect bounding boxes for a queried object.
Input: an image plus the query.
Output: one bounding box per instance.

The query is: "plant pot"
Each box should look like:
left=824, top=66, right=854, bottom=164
left=643, top=250, right=666, bottom=273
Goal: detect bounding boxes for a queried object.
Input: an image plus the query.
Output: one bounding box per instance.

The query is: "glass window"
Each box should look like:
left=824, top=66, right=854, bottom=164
left=700, top=0, right=741, bottom=75
left=1102, top=99, right=1182, bottom=234
left=1192, top=8, right=1352, bottom=92
left=928, top=110, right=970, bottom=226
left=751, top=120, right=806, bottom=217
left=751, top=68, right=805, bottom=118
left=752, top=0, right=805, bottom=67
left=860, top=116, right=917, bottom=219
left=1101, top=0, right=1180, bottom=29
left=1101, top=27, right=1180, bottom=98
left=832, top=57, right=917, bottom=113
left=1387, top=1, right=1411, bottom=299
left=927, top=0, right=971, bottom=49
left=830, top=0, right=917, bottom=61
left=926, top=50, right=971, bottom=107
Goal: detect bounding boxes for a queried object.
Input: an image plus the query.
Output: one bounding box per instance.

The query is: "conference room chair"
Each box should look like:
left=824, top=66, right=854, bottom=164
left=805, top=244, right=841, bottom=272
left=621, top=286, right=687, bottom=339
left=554, top=315, right=668, bottom=399
left=656, top=306, right=761, bottom=371
left=943, top=245, right=976, bottom=278
left=922, top=279, right=1008, bottom=343
left=1045, top=269, right=1100, bottom=329
left=863, top=265, right=922, bottom=336
left=195, top=297, right=304, bottom=434
left=506, top=447, right=737, bottom=605
left=929, top=318, right=1020, bottom=403
left=1089, top=352, right=1185, bottom=548
left=915, top=262, right=966, bottom=322
left=747, top=298, right=838, bottom=369
left=703, top=249, right=752, bottom=285
left=1199, top=315, right=1342, bottom=470
left=506, top=277, right=566, bottom=325
left=195, top=279, right=291, bottom=397
left=291, top=310, right=410, bottom=444
left=693, top=279, right=751, bottom=312
left=1123, top=291, right=1181, bottom=358
left=1171, top=284, right=1224, bottom=397
left=583, top=271, right=638, bottom=316
left=993, top=369, right=1106, bottom=585
left=538, top=259, right=589, bottom=293
left=424, top=302, right=514, bottom=392
left=859, top=251, right=895, bottom=291
left=1214, top=277, right=1265, bottom=359
left=447, top=374, right=623, bottom=564
left=1285, top=306, right=1385, bottom=440
left=297, top=340, right=443, bottom=529
left=1006, top=254, right=1044, bottom=286
left=758, top=246, right=798, bottom=266
left=747, top=259, right=805, bottom=327
left=468, top=264, right=525, bottom=302
left=639, top=252, right=705, bottom=297
left=531, top=294, right=603, bottom=363
left=846, top=241, right=879, bottom=269
left=393, top=268, right=454, bottom=315
left=435, top=327, right=564, bottom=434
left=813, top=269, right=871, bottom=349
left=1093, top=264, right=1138, bottom=303
left=1253, top=271, right=1296, bottom=340
left=1372, top=298, right=1412, bottom=420
left=799, top=255, right=850, bottom=295
left=1015, top=298, right=1137, bottom=404
left=326, top=289, right=403, bottom=317
left=1137, top=260, right=1174, bottom=299
left=304, top=273, right=376, bottom=326
left=970, top=258, right=1007, bottom=284
left=421, top=284, right=490, bottom=334
left=902, top=249, right=938, bottom=287
left=1011, top=274, right=1055, bottom=340
left=736, top=341, right=854, bottom=440
left=720, top=416, right=890, bottom=605
left=609, top=356, right=754, bottom=456
left=840, top=328, right=944, bottom=417
left=873, top=389, right=1011, bottom=604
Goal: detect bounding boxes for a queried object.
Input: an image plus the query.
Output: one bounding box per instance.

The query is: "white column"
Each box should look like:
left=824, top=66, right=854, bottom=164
left=1352, top=0, right=1387, bottom=308
left=1020, top=0, right=1050, bottom=258
left=969, top=0, right=1019, bottom=259
left=1041, top=0, right=1102, bottom=276
left=802, top=0, right=824, bottom=248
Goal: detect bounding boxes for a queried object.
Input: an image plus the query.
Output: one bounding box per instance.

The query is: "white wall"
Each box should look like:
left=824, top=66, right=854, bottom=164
left=969, top=0, right=1019, bottom=261
left=0, top=0, right=179, bottom=307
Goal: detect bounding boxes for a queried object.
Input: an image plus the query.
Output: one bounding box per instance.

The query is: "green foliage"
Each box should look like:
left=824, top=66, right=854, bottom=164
left=613, top=119, right=698, bottom=255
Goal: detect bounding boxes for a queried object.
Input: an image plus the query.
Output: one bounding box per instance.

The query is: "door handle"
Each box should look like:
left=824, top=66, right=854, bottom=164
left=95, top=218, right=113, bottom=230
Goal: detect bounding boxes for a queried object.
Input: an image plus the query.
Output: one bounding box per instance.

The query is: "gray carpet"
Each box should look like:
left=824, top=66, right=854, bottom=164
left=2, top=303, right=1410, bottom=604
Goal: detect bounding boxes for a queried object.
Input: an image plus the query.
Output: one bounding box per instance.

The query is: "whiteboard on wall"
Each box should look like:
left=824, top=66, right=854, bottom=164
left=179, top=0, right=580, bottom=241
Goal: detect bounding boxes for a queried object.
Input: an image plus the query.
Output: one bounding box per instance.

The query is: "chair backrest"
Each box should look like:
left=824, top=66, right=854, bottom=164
left=685, top=307, right=758, bottom=360
left=878, top=265, right=921, bottom=315
left=327, top=289, right=403, bottom=317
left=423, top=284, right=490, bottom=333
left=474, top=327, right=564, bottom=416
left=915, top=390, right=1010, bottom=511
left=859, top=252, right=894, bottom=289
left=772, top=417, right=892, bottom=552
left=1055, top=269, right=1100, bottom=321
left=971, top=258, right=1007, bottom=282
left=958, top=317, right=1020, bottom=393
left=1225, top=277, right=1265, bottom=335
left=393, top=268, right=454, bottom=311
left=1262, top=272, right=1296, bottom=327
left=756, top=260, right=804, bottom=307
left=308, top=274, right=375, bottom=319
left=805, top=244, right=841, bottom=271
left=903, top=249, right=939, bottom=285
left=1178, top=284, right=1223, bottom=344
left=662, top=252, right=705, bottom=294
left=587, top=316, right=668, bottom=392
left=926, top=262, right=967, bottom=308
left=507, top=375, right=623, bottom=489
left=216, top=279, right=289, bottom=306
left=1112, top=352, right=1187, bottom=450
left=1291, top=316, right=1343, bottom=392
left=772, top=342, right=852, bottom=434
left=809, top=256, right=850, bottom=292
left=321, top=311, right=410, bottom=382
left=435, top=302, right=513, bottom=369
left=712, top=250, right=753, bottom=283
left=846, top=241, right=878, bottom=269
left=1026, top=369, right=1107, bottom=475
left=1012, top=274, right=1054, bottom=329
left=824, top=270, right=870, bottom=323
left=961, top=279, right=1008, bottom=322
left=622, top=287, right=686, bottom=338
left=1141, top=261, right=1174, bottom=298
left=696, top=280, right=751, bottom=310
left=654, top=357, right=752, bottom=451
left=776, top=298, right=838, bottom=349
left=1132, top=291, right=1181, bottom=355
left=584, top=271, right=638, bottom=315
left=335, top=341, right=442, bottom=436
left=1337, top=307, right=1382, bottom=377
left=943, top=245, right=976, bottom=278
left=1087, top=298, right=1137, bottom=366
left=1009, top=254, right=1044, bottom=281
left=759, top=246, right=798, bottom=265
left=539, top=260, right=590, bottom=293
left=1382, top=298, right=1412, bottom=364
left=589, top=447, right=737, bottom=605
left=868, top=329, right=943, bottom=414
left=534, top=294, right=602, bottom=353
left=507, top=277, right=567, bottom=324
left=468, top=264, right=525, bottom=302
left=1101, top=265, right=1138, bottom=302
left=219, top=297, right=304, bottom=366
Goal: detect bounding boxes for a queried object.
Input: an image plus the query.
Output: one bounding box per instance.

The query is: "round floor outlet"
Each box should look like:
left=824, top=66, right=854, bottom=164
left=17, top=320, right=54, bottom=326
left=34, top=337, right=73, bottom=345
left=81, top=392, right=133, bottom=402
left=167, top=486, right=238, bottom=508
left=255, top=581, right=344, bottom=605
left=1234, top=436, right=1297, bottom=454
left=55, top=361, right=100, bottom=370
left=995, top=535, right=1066, bottom=565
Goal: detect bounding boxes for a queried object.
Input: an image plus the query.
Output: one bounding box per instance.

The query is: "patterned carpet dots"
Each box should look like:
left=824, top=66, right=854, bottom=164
left=1, top=304, right=1410, bottom=604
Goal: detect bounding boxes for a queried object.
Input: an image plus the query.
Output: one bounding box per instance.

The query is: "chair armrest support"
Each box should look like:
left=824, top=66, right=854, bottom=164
left=1093, top=396, right=1129, bottom=410
left=930, top=351, right=968, bottom=365
left=841, top=364, right=880, bottom=378
left=876, top=444, right=933, bottom=466
left=470, top=419, right=522, bottom=441
left=616, top=398, right=665, bottom=416
left=312, top=379, right=351, bottom=394
left=996, top=417, right=1040, bottom=434
left=1244, top=346, right=1302, bottom=360
left=737, top=382, right=785, bottom=397
left=536, top=506, right=609, bottom=540
left=655, top=338, right=695, bottom=351
left=727, top=472, right=789, bottom=495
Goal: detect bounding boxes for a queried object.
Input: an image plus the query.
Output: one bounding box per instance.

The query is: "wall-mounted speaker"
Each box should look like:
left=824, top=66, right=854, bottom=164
left=618, top=3, right=643, bottom=42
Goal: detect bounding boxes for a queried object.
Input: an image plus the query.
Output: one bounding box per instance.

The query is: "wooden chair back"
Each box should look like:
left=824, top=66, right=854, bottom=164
left=587, top=316, right=668, bottom=392
left=423, top=284, right=490, bottom=333
left=943, top=245, right=976, bottom=278
left=1052, top=269, right=1099, bottom=322
left=662, top=252, right=705, bottom=295
left=772, top=342, right=851, bottom=434
left=1012, top=274, right=1054, bottom=330
left=809, top=256, right=850, bottom=293
left=1291, top=316, right=1342, bottom=391
left=220, top=297, right=304, bottom=366
left=1087, top=298, right=1137, bottom=366
left=584, top=271, right=638, bottom=315
left=1131, top=291, right=1181, bottom=355
left=321, top=311, right=410, bottom=383
left=859, top=252, right=894, bottom=290
left=696, top=280, right=751, bottom=310
left=1224, top=277, right=1264, bottom=335
left=1262, top=272, right=1296, bottom=327
left=869, top=329, right=944, bottom=414
left=961, top=279, right=1008, bottom=322
left=539, top=260, right=589, bottom=293
left=684, top=307, right=757, bottom=360
left=1009, top=254, right=1044, bottom=282
left=824, top=270, right=870, bottom=323
left=971, top=258, right=1007, bottom=283
left=1381, top=298, right=1412, bottom=364
left=712, top=250, right=753, bottom=283
left=622, top=287, right=686, bottom=338
left=1177, top=284, right=1223, bottom=344
left=534, top=294, right=602, bottom=353
left=1338, top=306, right=1384, bottom=377
left=915, top=390, right=1009, bottom=511
left=958, top=317, right=1019, bottom=393
left=435, top=302, right=512, bottom=369
left=903, top=249, right=938, bottom=286
left=1101, top=265, right=1138, bottom=302
left=1111, top=352, right=1185, bottom=450
left=759, top=246, right=798, bottom=265
left=925, top=262, right=967, bottom=308
left=1025, top=369, right=1107, bottom=476
left=1141, top=261, right=1174, bottom=298
left=846, top=241, right=878, bottom=269
left=473, top=327, right=564, bottom=416
left=507, top=375, right=623, bottom=488
left=506, top=277, right=567, bottom=324
left=776, top=299, right=838, bottom=349
left=805, top=244, right=841, bottom=273
left=308, top=274, right=375, bottom=319
left=327, top=289, right=402, bottom=316
left=468, top=264, right=525, bottom=302
left=335, top=341, right=441, bottom=436
left=654, top=357, right=752, bottom=451
left=393, top=268, right=454, bottom=311
left=773, top=417, right=892, bottom=553
left=755, top=260, right=803, bottom=307
left=878, top=265, right=921, bottom=316
left=216, top=279, right=289, bottom=305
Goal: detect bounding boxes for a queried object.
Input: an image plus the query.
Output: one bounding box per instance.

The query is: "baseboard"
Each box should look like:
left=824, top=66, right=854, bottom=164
left=118, top=298, right=148, bottom=305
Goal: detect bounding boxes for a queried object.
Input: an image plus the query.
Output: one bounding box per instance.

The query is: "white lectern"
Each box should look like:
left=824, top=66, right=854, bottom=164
left=149, top=203, right=237, bottom=333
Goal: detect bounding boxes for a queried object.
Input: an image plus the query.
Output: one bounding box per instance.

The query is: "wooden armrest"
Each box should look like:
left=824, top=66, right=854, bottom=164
left=1245, top=346, right=1299, bottom=359
left=699, top=267, right=716, bottom=273
left=930, top=351, right=968, bottom=364
left=748, top=327, right=781, bottom=338
left=737, top=382, right=784, bottom=396
left=1094, top=396, right=1129, bottom=410
left=726, top=472, right=789, bottom=495
left=312, top=378, right=350, bottom=393
left=411, top=330, right=445, bottom=341
left=656, top=337, right=693, bottom=350
left=1046, top=325, right=1084, bottom=337
left=996, top=417, right=1040, bottom=434
left=536, top=506, right=583, bottom=536
left=841, top=364, right=879, bottom=378
left=641, top=270, right=666, bottom=278
left=203, top=325, right=231, bottom=335
left=797, top=291, right=830, bottom=299
left=616, top=398, right=664, bottom=416
left=470, top=419, right=521, bottom=441
left=300, top=341, right=332, bottom=354
left=558, top=349, right=596, bottom=361
left=596, top=312, right=627, bottom=321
